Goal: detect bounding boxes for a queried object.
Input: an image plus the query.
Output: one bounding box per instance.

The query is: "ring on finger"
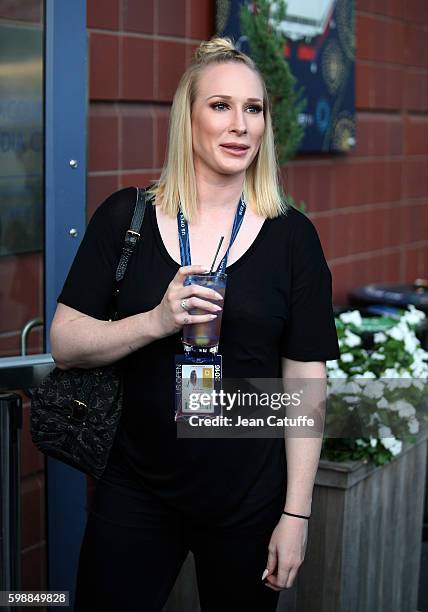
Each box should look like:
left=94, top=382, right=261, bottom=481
left=180, top=298, right=189, bottom=311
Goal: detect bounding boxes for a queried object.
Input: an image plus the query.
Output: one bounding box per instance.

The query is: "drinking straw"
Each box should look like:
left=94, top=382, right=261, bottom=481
left=209, top=236, right=224, bottom=274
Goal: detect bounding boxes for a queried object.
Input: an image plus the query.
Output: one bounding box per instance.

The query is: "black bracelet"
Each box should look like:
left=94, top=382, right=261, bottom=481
left=282, top=510, right=310, bottom=520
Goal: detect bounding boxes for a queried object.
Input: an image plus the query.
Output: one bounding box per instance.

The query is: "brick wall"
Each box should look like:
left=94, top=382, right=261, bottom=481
left=87, top=0, right=428, bottom=308
left=87, top=0, right=214, bottom=217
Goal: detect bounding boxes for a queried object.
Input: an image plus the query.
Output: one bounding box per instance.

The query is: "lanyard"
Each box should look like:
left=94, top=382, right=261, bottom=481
left=177, top=196, right=246, bottom=275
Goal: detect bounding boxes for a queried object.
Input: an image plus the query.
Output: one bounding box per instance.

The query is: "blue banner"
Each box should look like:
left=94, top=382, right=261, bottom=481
left=217, top=0, right=355, bottom=153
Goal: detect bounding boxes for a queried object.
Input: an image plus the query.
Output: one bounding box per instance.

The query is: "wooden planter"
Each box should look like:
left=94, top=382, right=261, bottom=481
left=163, top=423, right=428, bottom=612
left=278, top=422, right=428, bottom=612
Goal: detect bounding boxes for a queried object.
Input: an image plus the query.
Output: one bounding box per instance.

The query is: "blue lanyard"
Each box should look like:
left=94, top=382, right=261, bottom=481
left=177, top=196, right=246, bottom=275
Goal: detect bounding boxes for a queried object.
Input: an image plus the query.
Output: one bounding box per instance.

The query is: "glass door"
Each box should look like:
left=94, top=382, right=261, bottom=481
left=0, top=1, right=46, bottom=601
left=0, top=1, right=87, bottom=608
left=0, top=2, right=44, bottom=357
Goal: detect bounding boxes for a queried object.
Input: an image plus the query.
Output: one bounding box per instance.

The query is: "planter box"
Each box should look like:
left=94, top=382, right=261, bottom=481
left=163, top=424, right=428, bottom=612
left=278, top=422, right=428, bottom=612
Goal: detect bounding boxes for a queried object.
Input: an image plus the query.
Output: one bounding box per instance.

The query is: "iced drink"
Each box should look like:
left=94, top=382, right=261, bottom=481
left=182, top=273, right=227, bottom=354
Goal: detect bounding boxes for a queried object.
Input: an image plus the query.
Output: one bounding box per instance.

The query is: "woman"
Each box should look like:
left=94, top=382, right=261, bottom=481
left=187, top=370, right=198, bottom=389
left=51, top=37, right=340, bottom=611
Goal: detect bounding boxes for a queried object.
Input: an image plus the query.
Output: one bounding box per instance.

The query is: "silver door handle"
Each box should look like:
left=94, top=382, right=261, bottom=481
left=20, top=318, right=43, bottom=356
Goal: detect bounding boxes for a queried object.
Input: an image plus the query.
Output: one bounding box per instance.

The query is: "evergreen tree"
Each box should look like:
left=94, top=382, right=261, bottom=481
left=240, top=0, right=306, bottom=165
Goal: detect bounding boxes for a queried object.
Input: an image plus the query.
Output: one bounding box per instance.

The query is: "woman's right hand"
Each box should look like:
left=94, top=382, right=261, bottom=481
left=149, top=265, right=224, bottom=339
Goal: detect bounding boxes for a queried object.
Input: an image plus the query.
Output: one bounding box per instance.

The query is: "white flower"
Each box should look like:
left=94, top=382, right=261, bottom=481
left=391, top=440, right=402, bottom=456
left=408, top=417, right=419, bottom=434
left=385, top=378, right=400, bottom=391
left=386, top=374, right=412, bottom=389
left=400, top=374, right=412, bottom=387
left=414, top=347, right=427, bottom=362
left=378, top=425, right=392, bottom=437
left=343, top=328, right=362, bottom=347
left=411, top=348, right=428, bottom=377
left=343, top=395, right=359, bottom=404
left=402, top=305, right=426, bottom=326
left=327, top=379, right=343, bottom=394
left=410, top=361, right=428, bottom=379
left=404, top=333, right=419, bottom=354
left=355, top=438, right=368, bottom=447
left=339, top=310, right=363, bottom=327
left=383, top=368, right=400, bottom=378
left=381, top=437, right=402, bottom=456
left=370, top=437, right=378, bottom=448
left=328, top=368, right=348, bottom=379
left=361, top=380, right=385, bottom=399
left=395, top=400, right=416, bottom=418
left=411, top=377, right=427, bottom=390
left=360, top=370, right=376, bottom=379
left=341, top=352, right=354, bottom=363
left=374, top=332, right=387, bottom=344
left=327, top=359, right=339, bottom=369
left=378, top=424, right=402, bottom=455
left=388, top=325, right=405, bottom=342
left=371, top=352, right=385, bottom=360
left=377, top=397, right=389, bottom=409
left=344, top=380, right=362, bottom=394
left=414, top=347, right=428, bottom=361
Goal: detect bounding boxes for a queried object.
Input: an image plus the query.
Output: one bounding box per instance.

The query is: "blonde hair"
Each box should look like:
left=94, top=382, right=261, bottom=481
left=148, top=37, right=287, bottom=221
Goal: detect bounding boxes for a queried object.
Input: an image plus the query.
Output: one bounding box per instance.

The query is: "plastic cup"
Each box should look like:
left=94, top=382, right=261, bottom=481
left=182, top=273, right=227, bottom=355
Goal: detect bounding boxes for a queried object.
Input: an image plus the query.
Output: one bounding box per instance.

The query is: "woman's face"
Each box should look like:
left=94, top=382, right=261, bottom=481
left=191, top=62, right=265, bottom=180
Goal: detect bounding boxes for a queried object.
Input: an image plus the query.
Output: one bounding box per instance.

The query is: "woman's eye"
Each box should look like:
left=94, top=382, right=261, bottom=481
left=246, top=105, right=263, bottom=114
left=211, top=102, right=229, bottom=111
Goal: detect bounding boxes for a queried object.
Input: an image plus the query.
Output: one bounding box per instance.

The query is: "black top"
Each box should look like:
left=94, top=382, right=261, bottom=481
left=57, top=187, right=340, bottom=531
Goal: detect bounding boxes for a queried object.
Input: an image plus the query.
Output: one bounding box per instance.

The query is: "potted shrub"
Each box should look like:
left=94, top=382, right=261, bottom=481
left=279, top=305, right=428, bottom=612
left=323, top=305, right=428, bottom=465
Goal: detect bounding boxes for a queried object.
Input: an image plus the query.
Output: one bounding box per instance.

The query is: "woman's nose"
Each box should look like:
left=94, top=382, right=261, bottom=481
left=229, top=110, right=248, bottom=135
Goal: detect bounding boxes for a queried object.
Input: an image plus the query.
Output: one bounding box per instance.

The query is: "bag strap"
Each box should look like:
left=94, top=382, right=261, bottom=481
left=116, top=187, right=147, bottom=282
left=109, top=187, right=147, bottom=321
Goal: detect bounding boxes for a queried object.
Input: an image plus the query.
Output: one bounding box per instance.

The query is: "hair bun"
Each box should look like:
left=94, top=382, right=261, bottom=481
left=195, top=36, right=240, bottom=63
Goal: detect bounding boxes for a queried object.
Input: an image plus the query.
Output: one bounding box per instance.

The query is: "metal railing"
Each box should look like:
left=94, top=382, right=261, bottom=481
left=0, top=393, right=22, bottom=597
left=0, top=355, right=54, bottom=610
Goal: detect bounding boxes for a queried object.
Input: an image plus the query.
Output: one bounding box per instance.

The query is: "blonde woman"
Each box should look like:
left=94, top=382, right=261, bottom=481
left=52, top=37, right=339, bottom=611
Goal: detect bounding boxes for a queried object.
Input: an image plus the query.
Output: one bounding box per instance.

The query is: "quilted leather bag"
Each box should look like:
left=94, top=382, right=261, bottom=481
left=29, top=187, right=147, bottom=479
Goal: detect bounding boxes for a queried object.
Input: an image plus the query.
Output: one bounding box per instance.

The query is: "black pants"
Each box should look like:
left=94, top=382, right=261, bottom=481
left=74, top=478, right=282, bottom=612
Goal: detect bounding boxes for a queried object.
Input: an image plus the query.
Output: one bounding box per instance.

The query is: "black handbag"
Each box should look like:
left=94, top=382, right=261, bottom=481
left=29, top=187, right=147, bottom=479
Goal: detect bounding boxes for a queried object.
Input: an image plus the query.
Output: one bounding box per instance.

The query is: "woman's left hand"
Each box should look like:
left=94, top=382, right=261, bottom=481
left=262, top=515, right=308, bottom=591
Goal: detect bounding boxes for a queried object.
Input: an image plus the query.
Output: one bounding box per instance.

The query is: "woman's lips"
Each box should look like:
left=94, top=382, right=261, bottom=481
left=220, top=144, right=250, bottom=156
